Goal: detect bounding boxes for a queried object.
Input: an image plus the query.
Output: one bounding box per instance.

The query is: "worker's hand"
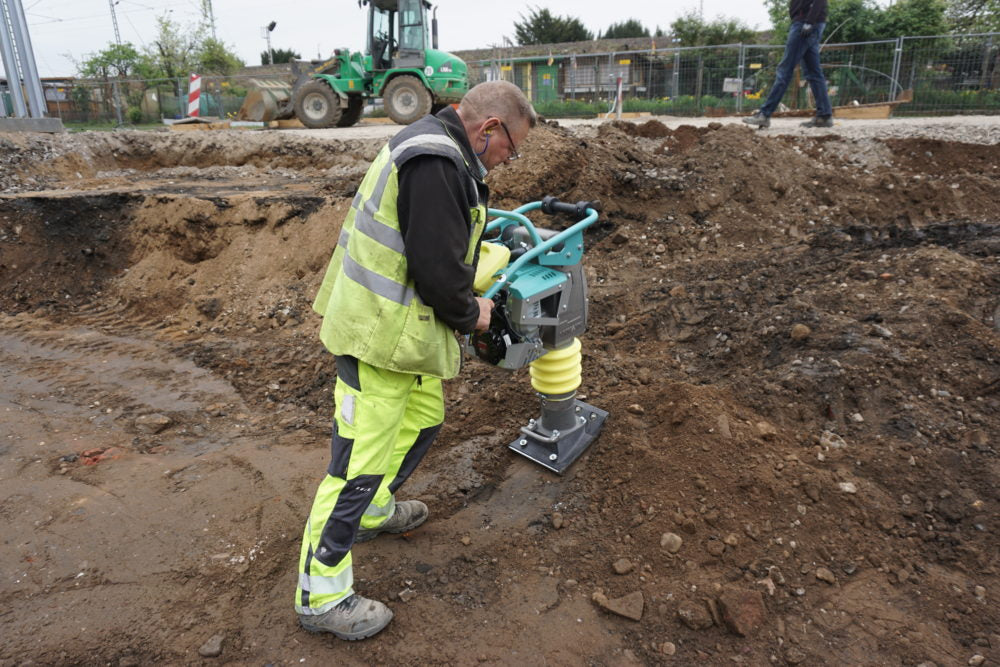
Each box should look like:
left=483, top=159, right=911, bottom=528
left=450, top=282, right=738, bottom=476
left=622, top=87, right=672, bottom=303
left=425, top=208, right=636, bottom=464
left=801, top=23, right=814, bottom=36
left=474, top=297, right=494, bottom=331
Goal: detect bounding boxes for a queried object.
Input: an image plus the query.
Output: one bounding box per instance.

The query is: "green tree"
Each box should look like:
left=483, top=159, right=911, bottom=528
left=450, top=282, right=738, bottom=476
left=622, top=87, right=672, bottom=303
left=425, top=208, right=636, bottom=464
left=947, top=0, right=1000, bottom=32
left=146, top=14, right=201, bottom=91
left=145, top=14, right=242, bottom=93
left=76, top=42, right=157, bottom=119
left=670, top=10, right=757, bottom=46
left=766, top=0, right=885, bottom=42
left=77, top=42, right=155, bottom=79
left=767, top=0, right=948, bottom=43
left=882, top=0, right=948, bottom=36
left=513, top=7, right=593, bottom=45
left=200, top=37, right=244, bottom=75
left=601, top=19, right=650, bottom=39
left=261, top=47, right=301, bottom=65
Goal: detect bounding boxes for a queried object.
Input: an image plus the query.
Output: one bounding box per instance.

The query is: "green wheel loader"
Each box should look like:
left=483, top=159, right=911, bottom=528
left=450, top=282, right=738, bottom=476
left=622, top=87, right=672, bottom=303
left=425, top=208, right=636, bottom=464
left=290, top=0, right=469, bottom=128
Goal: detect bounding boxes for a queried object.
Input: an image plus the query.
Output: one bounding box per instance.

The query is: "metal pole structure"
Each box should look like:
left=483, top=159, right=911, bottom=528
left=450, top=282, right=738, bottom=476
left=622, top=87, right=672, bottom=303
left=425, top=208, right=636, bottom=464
left=890, top=36, right=904, bottom=100
left=262, top=21, right=276, bottom=65
left=0, top=1, right=29, bottom=117
left=107, top=0, right=124, bottom=125
left=737, top=43, right=746, bottom=113
left=107, top=0, right=121, bottom=43
left=203, top=0, right=216, bottom=39
left=672, top=50, right=680, bottom=98
left=6, top=0, right=45, bottom=117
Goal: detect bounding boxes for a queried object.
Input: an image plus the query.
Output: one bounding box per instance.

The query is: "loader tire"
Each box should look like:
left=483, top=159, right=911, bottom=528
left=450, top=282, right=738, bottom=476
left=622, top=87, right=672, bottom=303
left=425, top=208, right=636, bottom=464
left=293, top=80, right=342, bottom=129
left=383, top=75, right=432, bottom=125
left=337, top=96, right=363, bottom=127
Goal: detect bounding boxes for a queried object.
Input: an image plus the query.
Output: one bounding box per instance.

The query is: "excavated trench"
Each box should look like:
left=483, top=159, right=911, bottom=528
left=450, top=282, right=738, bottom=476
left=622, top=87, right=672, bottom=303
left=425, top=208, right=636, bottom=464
left=1, top=124, right=998, bottom=665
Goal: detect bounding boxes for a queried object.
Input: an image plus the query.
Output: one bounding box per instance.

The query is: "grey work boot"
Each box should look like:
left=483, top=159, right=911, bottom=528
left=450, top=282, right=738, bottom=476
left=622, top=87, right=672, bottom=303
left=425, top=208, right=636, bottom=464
left=299, top=594, right=393, bottom=641
left=742, top=111, right=770, bottom=129
left=355, top=499, right=429, bottom=543
left=800, top=115, right=833, bottom=128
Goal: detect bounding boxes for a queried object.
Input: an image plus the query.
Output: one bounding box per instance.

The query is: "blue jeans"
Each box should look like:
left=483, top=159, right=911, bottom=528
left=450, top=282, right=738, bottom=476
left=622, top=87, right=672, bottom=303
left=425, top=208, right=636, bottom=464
left=759, top=21, right=832, bottom=117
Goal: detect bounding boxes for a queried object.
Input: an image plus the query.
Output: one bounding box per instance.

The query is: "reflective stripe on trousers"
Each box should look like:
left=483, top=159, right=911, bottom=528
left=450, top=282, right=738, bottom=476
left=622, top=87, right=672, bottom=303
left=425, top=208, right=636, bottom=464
left=294, top=356, right=444, bottom=615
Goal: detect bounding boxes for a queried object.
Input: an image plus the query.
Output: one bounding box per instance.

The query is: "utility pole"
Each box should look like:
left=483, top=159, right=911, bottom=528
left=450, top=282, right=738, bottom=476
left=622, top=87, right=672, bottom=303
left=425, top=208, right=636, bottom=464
left=107, top=0, right=124, bottom=125
left=108, top=0, right=121, bottom=44
left=202, top=0, right=216, bottom=39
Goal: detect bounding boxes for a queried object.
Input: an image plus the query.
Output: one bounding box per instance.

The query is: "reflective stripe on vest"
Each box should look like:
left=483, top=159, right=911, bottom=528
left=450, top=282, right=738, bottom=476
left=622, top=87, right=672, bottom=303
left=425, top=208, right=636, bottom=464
left=313, top=128, right=486, bottom=379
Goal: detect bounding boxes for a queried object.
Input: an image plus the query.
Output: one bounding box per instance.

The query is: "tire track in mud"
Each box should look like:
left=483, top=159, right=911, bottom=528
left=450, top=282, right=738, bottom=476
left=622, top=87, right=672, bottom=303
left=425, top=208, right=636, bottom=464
left=0, top=311, right=245, bottom=421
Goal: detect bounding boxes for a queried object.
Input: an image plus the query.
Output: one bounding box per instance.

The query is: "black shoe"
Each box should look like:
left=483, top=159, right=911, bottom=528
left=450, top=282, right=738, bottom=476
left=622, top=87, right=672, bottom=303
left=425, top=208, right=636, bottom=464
left=742, top=112, right=770, bottom=129
left=800, top=116, right=833, bottom=128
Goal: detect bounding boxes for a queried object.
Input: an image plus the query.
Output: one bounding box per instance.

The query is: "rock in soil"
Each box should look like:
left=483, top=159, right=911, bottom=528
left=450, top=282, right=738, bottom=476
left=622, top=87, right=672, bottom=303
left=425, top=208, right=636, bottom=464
left=198, top=634, right=224, bottom=658
left=661, top=532, right=683, bottom=553
left=718, top=588, right=767, bottom=637
left=677, top=600, right=714, bottom=630
left=593, top=590, right=644, bottom=621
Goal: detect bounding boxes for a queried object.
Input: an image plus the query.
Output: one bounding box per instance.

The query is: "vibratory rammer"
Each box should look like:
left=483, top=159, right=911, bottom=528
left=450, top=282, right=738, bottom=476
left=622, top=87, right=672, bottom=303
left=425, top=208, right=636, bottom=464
left=468, top=196, right=609, bottom=474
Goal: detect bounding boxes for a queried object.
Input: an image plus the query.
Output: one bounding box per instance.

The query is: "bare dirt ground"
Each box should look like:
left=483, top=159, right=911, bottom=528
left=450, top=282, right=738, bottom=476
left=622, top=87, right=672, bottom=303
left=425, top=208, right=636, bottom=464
left=1, top=116, right=998, bottom=666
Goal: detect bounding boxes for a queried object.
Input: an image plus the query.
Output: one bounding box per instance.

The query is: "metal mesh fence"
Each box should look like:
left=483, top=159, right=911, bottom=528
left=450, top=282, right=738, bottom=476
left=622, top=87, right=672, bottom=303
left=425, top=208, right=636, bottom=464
left=7, top=32, right=996, bottom=125
left=468, top=32, right=1000, bottom=118
left=895, top=33, right=1000, bottom=115
left=23, top=73, right=292, bottom=126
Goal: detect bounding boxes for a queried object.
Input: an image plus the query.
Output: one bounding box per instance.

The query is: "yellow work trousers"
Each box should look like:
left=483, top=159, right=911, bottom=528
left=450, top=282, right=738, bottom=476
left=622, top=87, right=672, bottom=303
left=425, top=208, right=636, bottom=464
left=294, top=355, right=443, bottom=616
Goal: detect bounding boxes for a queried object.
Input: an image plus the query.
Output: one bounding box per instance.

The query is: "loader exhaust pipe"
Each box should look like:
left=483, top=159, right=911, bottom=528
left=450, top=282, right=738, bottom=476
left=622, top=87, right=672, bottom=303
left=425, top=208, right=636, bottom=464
left=432, top=7, right=439, bottom=50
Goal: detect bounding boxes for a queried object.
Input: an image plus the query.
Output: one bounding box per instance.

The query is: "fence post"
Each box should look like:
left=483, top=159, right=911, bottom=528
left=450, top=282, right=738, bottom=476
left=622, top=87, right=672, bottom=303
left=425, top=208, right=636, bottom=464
left=980, top=34, right=994, bottom=88
left=737, top=43, right=746, bottom=113
left=111, top=77, right=124, bottom=126
left=890, top=36, right=904, bottom=100
left=695, top=53, right=704, bottom=112
left=673, top=50, right=680, bottom=99
left=216, top=78, right=225, bottom=118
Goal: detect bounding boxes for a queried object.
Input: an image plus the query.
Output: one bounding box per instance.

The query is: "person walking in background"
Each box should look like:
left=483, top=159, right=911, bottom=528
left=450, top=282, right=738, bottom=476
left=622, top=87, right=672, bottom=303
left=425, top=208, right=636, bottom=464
left=294, top=80, right=537, bottom=642
left=744, top=0, right=833, bottom=129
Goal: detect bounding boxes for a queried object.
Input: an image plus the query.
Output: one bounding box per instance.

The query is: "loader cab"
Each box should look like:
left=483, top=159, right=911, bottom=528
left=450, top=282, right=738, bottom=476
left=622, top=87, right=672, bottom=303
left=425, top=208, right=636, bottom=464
left=365, top=0, right=436, bottom=70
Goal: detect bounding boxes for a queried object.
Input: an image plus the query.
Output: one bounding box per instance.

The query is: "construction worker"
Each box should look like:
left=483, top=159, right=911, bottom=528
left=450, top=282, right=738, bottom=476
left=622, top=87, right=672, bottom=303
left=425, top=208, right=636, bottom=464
left=743, top=0, right=833, bottom=129
left=295, top=80, right=537, bottom=641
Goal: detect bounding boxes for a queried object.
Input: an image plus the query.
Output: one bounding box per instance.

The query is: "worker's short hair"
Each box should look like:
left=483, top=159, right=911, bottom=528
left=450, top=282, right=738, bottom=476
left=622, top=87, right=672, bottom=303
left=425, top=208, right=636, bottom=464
left=459, top=81, right=537, bottom=130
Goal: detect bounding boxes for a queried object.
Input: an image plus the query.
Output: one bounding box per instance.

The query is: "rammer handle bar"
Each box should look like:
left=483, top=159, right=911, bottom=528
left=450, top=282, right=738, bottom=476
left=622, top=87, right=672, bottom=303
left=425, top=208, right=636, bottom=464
left=482, top=198, right=599, bottom=300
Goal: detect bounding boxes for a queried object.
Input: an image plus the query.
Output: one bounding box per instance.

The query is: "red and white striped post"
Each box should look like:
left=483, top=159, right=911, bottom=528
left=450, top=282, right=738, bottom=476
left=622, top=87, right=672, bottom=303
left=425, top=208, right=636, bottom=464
left=187, top=73, right=201, bottom=117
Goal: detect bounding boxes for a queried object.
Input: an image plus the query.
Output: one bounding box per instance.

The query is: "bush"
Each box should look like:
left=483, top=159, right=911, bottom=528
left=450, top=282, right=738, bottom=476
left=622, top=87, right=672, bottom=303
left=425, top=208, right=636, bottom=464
left=533, top=98, right=603, bottom=117
left=127, top=106, right=144, bottom=124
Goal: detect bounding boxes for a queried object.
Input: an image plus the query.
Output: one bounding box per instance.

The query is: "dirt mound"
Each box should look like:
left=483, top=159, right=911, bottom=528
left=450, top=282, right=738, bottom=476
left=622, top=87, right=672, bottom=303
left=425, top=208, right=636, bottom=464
left=609, top=118, right=673, bottom=138
left=1, top=122, right=998, bottom=665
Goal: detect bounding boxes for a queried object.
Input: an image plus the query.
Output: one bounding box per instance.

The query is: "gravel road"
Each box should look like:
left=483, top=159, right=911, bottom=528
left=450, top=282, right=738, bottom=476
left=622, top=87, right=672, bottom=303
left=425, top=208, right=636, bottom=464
left=290, top=114, right=1000, bottom=144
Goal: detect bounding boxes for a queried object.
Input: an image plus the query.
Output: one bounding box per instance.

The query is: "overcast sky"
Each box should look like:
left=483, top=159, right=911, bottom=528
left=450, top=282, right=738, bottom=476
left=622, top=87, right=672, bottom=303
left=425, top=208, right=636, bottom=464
left=22, top=0, right=776, bottom=78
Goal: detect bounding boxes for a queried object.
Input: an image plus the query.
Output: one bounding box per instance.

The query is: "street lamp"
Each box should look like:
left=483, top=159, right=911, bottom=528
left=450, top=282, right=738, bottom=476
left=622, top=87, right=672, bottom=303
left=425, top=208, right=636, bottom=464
left=261, top=20, right=276, bottom=65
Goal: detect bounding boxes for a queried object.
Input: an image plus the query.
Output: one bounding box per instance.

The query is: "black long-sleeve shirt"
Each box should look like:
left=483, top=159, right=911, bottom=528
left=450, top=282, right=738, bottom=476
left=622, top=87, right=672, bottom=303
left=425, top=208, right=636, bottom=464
left=396, top=107, right=490, bottom=334
left=789, top=0, right=827, bottom=24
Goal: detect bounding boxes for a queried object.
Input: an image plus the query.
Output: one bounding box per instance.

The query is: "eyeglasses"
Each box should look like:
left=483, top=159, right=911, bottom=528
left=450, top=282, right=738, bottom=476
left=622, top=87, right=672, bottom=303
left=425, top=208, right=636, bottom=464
left=498, top=120, right=520, bottom=161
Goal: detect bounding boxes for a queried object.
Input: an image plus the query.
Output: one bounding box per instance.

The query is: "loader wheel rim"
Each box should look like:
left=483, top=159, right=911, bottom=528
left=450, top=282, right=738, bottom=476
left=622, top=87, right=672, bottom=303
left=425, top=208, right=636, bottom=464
left=302, top=93, right=330, bottom=121
left=394, top=89, right=418, bottom=115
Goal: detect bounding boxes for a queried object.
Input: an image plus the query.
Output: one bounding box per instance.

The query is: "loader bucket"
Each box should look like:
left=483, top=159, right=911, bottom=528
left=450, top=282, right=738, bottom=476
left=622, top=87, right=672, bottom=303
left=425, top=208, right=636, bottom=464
left=236, top=80, right=294, bottom=122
